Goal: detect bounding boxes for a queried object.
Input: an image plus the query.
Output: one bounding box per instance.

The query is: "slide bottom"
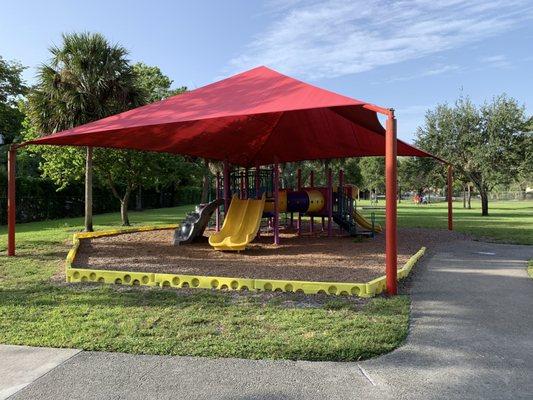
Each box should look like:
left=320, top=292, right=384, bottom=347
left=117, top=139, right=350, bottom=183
left=354, top=210, right=382, bottom=233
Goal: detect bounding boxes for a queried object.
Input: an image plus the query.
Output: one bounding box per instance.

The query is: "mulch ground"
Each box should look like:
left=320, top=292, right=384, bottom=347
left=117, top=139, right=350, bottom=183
left=73, top=226, right=468, bottom=283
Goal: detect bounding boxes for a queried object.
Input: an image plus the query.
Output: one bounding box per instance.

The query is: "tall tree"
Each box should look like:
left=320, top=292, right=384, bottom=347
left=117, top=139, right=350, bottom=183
left=130, top=62, right=188, bottom=209
left=416, top=95, right=528, bottom=216
left=360, top=157, right=385, bottom=194
left=0, top=56, right=27, bottom=150
left=516, top=117, right=533, bottom=199
left=132, top=62, right=186, bottom=102
left=343, top=158, right=363, bottom=187
left=398, top=157, right=445, bottom=196
left=28, top=33, right=144, bottom=230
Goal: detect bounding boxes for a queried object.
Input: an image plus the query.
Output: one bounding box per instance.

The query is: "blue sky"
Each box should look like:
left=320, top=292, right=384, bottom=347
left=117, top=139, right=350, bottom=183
left=1, top=0, right=532, bottom=142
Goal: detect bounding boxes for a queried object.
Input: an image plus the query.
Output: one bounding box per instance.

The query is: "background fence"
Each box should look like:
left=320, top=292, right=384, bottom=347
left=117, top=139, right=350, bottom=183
left=0, top=186, right=202, bottom=225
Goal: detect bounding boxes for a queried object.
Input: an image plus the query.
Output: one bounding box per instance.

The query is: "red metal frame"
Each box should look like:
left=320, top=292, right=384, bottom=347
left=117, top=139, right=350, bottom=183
left=363, top=103, right=393, bottom=116
left=385, top=113, right=398, bottom=295
left=4, top=104, right=444, bottom=301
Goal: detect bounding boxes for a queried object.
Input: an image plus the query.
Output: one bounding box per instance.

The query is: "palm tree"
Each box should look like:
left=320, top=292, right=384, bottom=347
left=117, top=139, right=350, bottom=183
left=29, top=32, right=143, bottom=231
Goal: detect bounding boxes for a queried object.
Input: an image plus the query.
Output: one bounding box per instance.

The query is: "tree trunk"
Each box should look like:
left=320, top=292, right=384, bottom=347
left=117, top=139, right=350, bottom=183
left=463, top=186, right=466, bottom=208
left=84, top=147, right=94, bottom=232
left=200, top=159, right=210, bottom=204
left=121, top=189, right=131, bottom=226
left=135, top=186, right=142, bottom=211
left=398, top=185, right=401, bottom=203
left=480, top=190, right=489, bottom=216
left=324, top=159, right=330, bottom=187
left=467, top=185, right=472, bottom=209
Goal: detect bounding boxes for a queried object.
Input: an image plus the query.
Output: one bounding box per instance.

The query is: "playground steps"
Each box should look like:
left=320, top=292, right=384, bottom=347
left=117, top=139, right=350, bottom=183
left=333, top=212, right=374, bottom=237
left=333, top=190, right=380, bottom=237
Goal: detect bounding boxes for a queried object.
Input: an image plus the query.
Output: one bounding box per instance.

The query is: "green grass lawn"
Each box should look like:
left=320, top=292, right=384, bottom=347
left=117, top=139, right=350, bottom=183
left=0, top=206, right=409, bottom=361
left=0, top=200, right=530, bottom=360
left=361, top=199, right=532, bottom=245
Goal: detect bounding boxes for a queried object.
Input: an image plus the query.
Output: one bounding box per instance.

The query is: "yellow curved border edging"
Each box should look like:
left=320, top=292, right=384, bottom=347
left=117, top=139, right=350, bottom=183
left=65, top=226, right=426, bottom=297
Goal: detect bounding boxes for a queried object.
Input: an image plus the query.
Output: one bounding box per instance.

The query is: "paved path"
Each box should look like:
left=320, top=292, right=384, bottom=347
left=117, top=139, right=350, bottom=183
left=0, top=345, right=79, bottom=400
left=4, top=239, right=532, bottom=399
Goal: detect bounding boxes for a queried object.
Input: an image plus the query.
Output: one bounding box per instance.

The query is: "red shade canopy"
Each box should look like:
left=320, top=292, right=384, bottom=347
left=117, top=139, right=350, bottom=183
left=25, top=66, right=437, bottom=166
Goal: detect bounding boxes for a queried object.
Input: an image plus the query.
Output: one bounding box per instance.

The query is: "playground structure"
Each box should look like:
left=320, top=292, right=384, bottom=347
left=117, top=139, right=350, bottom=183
left=204, top=166, right=382, bottom=251
left=6, top=66, right=454, bottom=295
left=208, top=195, right=265, bottom=251
left=172, top=199, right=223, bottom=245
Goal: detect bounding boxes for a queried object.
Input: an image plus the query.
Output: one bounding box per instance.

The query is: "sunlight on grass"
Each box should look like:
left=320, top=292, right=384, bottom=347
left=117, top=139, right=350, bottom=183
left=359, top=200, right=532, bottom=245
left=0, top=205, right=411, bottom=361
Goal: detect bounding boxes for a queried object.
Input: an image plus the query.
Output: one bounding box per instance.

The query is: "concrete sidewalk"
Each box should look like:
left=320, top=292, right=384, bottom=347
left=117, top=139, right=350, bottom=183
left=4, top=239, right=532, bottom=399
left=0, top=345, right=79, bottom=400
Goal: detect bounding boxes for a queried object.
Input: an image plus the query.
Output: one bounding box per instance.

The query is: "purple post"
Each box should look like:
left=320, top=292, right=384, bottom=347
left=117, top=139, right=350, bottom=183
left=274, top=163, right=280, bottom=245
left=327, top=168, right=333, bottom=237
left=223, top=160, right=230, bottom=216
left=310, top=170, right=314, bottom=234
left=297, top=168, right=302, bottom=235
left=255, top=163, right=261, bottom=238
left=215, top=172, right=221, bottom=231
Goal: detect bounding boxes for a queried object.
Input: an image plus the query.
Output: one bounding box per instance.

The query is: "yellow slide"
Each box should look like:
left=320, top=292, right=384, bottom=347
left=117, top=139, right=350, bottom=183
left=353, top=210, right=383, bottom=233
left=209, top=195, right=265, bottom=251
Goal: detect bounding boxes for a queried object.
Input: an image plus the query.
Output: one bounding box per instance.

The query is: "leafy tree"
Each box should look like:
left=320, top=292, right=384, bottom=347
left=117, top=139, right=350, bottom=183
left=516, top=117, right=533, bottom=199
left=398, top=157, right=445, bottom=197
left=416, top=95, right=528, bottom=216
left=27, top=32, right=144, bottom=229
left=133, top=62, right=186, bottom=102
left=343, top=158, right=363, bottom=187
left=0, top=56, right=27, bottom=153
left=25, top=33, right=200, bottom=226
left=0, top=56, right=27, bottom=207
left=360, top=157, right=385, bottom=194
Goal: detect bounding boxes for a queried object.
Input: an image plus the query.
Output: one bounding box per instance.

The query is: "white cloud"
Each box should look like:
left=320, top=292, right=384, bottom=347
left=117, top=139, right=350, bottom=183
left=480, top=54, right=512, bottom=69
left=228, top=0, right=533, bottom=79
left=380, top=64, right=462, bottom=84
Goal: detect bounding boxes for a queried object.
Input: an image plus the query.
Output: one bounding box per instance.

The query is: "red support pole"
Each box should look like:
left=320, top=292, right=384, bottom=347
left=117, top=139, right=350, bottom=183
left=273, top=163, right=280, bottom=245
left=385, top=112, right=398, bottom=296
left=215, top=172, right=221, bottom=232
left=447, top=164, right=453, bottom=231
left=310, top=170, right=314, bottom=234
left=297, top=168, right=302, bottom=235
left=327, top=168, right=333, bottom=237
left=7, top=147, right=16, bottom=256
left=223, top=160, right=230, bottom=216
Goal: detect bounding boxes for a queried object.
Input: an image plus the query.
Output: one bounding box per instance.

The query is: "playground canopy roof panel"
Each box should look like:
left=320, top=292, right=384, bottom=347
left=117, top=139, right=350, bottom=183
left=25, top=66, right=438, bottom=166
